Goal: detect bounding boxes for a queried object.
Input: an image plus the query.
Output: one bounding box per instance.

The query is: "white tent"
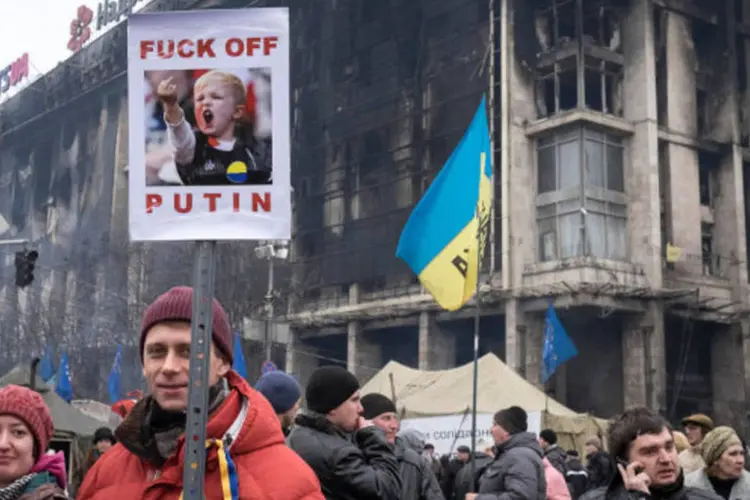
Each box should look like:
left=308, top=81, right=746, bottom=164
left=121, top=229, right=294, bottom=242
left=361, top=353, right=576, bottom=417
left=361, top=353, right=608, bottom=455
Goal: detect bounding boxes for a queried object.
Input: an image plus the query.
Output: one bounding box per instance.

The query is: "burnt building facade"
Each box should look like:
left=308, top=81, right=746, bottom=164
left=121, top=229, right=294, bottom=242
left=0, top=0, right=749, bottom=429
left=286, top=0, right=750, bottom=433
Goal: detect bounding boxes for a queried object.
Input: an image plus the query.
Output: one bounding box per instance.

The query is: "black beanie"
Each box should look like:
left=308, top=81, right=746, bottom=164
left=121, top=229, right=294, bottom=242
left=361, top=393, right=397, bottom=419
left=540, top=429, right=557, bottom=445
left=494, top=406, right=528, bottom=434
left=93, top=427, right=116, bottom=444
left=305, top=366, right=360, bottom=414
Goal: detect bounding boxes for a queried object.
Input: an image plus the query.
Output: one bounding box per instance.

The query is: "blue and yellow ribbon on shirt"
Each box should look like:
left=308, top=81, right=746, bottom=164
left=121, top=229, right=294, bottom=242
left=396, top=95, right=493, bottom=311
left=179, top=438, right=239, bottom=500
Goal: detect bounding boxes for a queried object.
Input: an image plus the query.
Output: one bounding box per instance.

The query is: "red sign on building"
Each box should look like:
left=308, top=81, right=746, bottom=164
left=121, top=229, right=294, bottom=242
left=0, top=53, right=29, bottom=96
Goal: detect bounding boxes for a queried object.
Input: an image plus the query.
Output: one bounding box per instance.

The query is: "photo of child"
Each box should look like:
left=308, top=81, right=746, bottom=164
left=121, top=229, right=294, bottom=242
left=143, top=68, right=273, bottom=187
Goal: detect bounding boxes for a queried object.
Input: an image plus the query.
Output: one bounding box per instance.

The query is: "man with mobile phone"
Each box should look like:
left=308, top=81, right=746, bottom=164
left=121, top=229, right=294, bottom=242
left=287, top=366, right=402, bottom=500
left=580, top=407, right=721, bottom=500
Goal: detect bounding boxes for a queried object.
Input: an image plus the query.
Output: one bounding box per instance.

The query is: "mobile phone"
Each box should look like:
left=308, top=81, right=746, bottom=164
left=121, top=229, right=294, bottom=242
left=616, top=458, right=643, bottom=475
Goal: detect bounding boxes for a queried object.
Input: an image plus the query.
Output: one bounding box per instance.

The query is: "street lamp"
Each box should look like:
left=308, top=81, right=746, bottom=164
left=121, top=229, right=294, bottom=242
left=254, top=240, right=290, bottom=361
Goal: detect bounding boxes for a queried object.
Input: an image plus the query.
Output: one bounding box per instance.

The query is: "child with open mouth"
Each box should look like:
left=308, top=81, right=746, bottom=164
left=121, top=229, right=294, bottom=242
left=158, top=70, right=272, bottom=186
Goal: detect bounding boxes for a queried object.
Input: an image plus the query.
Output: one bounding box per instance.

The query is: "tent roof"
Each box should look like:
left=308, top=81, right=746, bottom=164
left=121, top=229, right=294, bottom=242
left=360, top=353, right=576, bottom=418
left=0, top=365, right=109, bottom=436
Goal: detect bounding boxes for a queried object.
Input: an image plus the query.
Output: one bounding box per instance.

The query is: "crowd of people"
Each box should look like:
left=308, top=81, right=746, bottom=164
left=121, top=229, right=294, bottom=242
left=0, top=285, right=748, bottom=499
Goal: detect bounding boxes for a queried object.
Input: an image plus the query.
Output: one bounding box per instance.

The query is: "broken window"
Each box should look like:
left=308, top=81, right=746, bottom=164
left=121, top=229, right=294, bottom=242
left=582, top=3, right=622, bottom=52
left=536, top=57, right=578, bottom=117
left=701, top=222, right=717, bottom=276
left=584, top=56, right=623, bottom=116
left=534, top=0, right=623, bottom=119
left=536, top=126, right=627, bottom=262
left=698, top=151, right=719, bottom=207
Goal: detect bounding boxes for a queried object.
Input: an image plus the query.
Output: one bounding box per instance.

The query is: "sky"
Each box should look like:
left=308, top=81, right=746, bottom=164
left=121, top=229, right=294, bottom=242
left=0, top=0, right=154, bottom=102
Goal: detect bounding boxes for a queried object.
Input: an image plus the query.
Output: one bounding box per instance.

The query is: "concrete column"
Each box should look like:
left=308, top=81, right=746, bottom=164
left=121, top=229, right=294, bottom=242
left=662, top=11, right=702, bottom=274
left=622, top=319, right=647, bottom=408
left=523, top=312, right=544, bottom=389
left=621, top=0, right=663, bottom=285
left=285, top=328, right=320, bottom=387
left=504, top=299, right=523, bottom=374
left=711, top=324, right=745, bottom=431
left=347, top=321, right=380, bottom=383
left=622, top=305, right=666, bottom=412
left=418, top=311, right=456, bottom=370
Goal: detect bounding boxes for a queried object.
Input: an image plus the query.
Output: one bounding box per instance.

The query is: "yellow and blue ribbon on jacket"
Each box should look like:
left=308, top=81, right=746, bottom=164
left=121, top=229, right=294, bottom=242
left=179, top=438, right=239, bottom=500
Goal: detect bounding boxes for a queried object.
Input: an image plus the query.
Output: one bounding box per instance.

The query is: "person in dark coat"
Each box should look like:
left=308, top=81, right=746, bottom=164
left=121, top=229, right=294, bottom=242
left=287, top=367, right=402, bottom=500
left=539, top=429, right=568, bottom=476
left=579, top=407, right=721, bottom=500
left=442, top=445, right=471, bottom=498
left=565, top=450, right=588, bottom=499
left=84, top=427, right=116, bottom=477
left=360, top=393, right=444, bottom=500
left=584, top=437, right=615, bottom=491
left=453, top=438, right=494, bottom=500
left=254, top=370, right=301, bottom=436
left=540, top=429, right=568, bottom=475
left=398, top=428, right=447, bottom=500
left=466, top=406, right=546, bottom=500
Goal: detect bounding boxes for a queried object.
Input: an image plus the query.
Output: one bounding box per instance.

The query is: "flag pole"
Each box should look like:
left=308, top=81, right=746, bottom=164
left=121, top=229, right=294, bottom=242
left=469, top=207, right=482, bottom=492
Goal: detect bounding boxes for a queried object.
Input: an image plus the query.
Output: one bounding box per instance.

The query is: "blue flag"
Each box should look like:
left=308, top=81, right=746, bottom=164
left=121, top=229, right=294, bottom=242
left=232, top=332, right=248, bottom=379
left=39, top=345, right=56, bottom=383
left=55, top=351, right=73, bottom=403
left=396, top=96, right=492, bottom=311
left=108, top=345, right=123, bottom=404
left=542, top=303, right=578, bottom=383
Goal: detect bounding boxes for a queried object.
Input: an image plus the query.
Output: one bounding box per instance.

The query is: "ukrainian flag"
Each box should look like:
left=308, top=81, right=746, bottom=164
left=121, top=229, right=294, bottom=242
left=396, top=96, right=492, bottom=311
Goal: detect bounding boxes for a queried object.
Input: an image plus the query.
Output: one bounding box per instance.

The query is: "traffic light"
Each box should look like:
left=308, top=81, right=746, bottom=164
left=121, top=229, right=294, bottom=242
left=14, top=249, right=38, bottom=288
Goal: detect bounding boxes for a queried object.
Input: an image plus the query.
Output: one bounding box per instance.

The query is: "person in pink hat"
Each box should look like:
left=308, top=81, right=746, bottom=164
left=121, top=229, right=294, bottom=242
left=0, top=384, right=68, bottom=499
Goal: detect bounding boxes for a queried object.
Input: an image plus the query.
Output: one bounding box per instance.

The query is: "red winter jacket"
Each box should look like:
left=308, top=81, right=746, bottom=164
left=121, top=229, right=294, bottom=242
left=78, top=371, right=323, bottom=500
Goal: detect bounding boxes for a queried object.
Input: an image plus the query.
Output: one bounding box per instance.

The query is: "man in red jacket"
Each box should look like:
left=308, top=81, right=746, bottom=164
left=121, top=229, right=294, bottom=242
left=78, top=286, right=323, bottom=500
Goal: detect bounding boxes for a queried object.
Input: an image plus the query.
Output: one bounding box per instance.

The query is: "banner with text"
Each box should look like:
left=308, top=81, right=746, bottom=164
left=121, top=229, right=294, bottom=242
left=127, top=8, right=291, bottom=241
left=400, top=411, right=542, bottom=457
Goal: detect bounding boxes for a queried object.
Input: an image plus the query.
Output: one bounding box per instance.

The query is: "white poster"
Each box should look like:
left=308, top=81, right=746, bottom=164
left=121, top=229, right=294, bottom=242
left=400, top=411, right=542, bottom=457
left=127, top=8, right=291, bottom=241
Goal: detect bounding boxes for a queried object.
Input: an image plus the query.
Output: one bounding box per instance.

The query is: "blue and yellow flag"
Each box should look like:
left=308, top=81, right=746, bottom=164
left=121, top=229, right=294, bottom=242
left=396, top=96, right=492, bottom=311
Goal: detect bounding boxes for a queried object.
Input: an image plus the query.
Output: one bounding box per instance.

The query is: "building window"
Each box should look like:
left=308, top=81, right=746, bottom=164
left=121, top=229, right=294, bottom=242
left=698, top=151, right=719, bottom=207
left=536, top=127, right=628, bottom=262
left=701, top=223, right=716, bottom=276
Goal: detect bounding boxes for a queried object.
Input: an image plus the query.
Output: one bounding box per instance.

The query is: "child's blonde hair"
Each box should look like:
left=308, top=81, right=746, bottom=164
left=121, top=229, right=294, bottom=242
left=194, top=71, right=246, bottom=106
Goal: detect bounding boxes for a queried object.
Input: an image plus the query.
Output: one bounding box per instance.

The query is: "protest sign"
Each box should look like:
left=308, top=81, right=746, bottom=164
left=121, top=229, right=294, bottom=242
left=127, top=8, right=290, bottom=241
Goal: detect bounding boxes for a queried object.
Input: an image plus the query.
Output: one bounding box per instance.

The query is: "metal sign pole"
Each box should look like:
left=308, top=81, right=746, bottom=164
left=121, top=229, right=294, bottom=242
left=182, top=240, right=217, bottom=500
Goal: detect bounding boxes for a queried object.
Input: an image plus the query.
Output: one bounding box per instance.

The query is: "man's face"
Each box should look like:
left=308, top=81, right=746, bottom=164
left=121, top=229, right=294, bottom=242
left=585, top=444, right=597, bottom=456
left=95, top=440, right=113, bottom=453
left=371, top=412, right=400, bottom=444
left=491, top=422, right=510, bottom=445
left=684, top=423, right=704, bottom=446
left=538, top=437, right=550, bottom=449
left=626, top=427, right=679, bottom=488
left=456, top=451, right=470, bottom=462
left=328, top=390, right=363, bottom=433
left=142, top=321, right=230, bottom=411
left=194, top=78, right=244, bottom=140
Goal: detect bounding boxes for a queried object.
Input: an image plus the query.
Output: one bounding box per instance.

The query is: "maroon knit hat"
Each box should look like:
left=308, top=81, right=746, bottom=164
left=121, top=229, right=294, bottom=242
left=0, top=385, right=54, bottom=458
left=140, top=286, right=233, bottom=364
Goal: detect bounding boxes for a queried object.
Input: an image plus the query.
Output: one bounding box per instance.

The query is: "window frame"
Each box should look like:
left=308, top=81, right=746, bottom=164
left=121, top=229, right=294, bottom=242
left=535, top=126, right=628, bottom=262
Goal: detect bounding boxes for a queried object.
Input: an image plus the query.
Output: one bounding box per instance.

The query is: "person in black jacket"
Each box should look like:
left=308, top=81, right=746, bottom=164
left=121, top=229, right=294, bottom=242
left=453, top=437, right=494, bottom=500
left=539, top=428, right=568, bottom=475
left=287, top=366, right=401, bottom=500
left=584, top=436, right=615, bottom=491
left=360, top=393, right=444, bottom=500
left=565, top=450, right=589, bottom=499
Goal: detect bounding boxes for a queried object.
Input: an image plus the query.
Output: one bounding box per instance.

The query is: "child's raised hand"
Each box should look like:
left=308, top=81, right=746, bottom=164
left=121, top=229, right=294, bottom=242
left=156, top=77, right=179, bottom=107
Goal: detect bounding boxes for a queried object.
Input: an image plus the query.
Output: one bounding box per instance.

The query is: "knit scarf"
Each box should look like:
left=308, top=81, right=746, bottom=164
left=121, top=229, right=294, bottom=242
left=0, top=474, right=35, bottom=500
